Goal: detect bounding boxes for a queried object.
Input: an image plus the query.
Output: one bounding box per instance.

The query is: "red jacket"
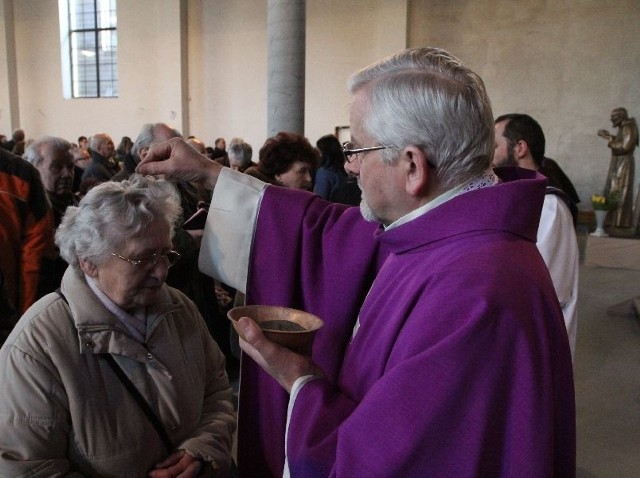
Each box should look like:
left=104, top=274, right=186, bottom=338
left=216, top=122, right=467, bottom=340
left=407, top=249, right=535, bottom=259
left=0, top=148, right=55, bottom=315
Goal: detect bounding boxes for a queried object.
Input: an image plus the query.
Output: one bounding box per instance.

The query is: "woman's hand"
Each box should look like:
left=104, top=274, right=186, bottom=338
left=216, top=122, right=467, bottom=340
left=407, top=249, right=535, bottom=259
left=147, top=450, right=202, bottom=478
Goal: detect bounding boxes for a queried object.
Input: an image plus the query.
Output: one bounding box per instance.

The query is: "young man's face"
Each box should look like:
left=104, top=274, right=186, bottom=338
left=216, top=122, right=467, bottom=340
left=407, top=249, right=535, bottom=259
left=492, top=120, right=517, bottom=167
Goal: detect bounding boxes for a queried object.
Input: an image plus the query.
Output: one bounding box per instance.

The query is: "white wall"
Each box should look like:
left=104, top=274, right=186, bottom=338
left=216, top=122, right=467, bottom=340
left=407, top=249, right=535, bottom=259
left=0, top=0, right=17, bottom=134
left=0, top=1, right=10, bottom=134
left=409, top=0, right=640, bottom=207
left=5, top=0, right=404, bottom=155
left=187, top=0, right=269, bottom=148
left=186, top=0, right=406, bottom=152
left=3, top=0, right=640, bottom=210
left=305, top=0, right=407, bottom=144
left=10, top=0, right=185, bottom=143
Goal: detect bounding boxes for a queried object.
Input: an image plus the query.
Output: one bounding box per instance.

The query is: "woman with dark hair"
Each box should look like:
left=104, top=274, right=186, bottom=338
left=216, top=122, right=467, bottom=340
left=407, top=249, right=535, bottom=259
left=245, top=131, right=318, bottom=190
left=115, top=135, right=133, bottom=167
left=313, top=134, right=349, bottom=200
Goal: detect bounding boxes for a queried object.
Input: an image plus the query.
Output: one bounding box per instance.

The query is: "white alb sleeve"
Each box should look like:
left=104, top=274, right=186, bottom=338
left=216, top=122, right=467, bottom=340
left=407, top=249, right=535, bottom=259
left=198, top=168, right=267, bottom=293
left=536, top=194, right=579, bottom=358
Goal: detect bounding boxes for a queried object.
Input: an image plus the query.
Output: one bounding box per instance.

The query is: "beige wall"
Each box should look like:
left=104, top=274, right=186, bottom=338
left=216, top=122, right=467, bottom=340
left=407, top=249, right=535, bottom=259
left=186, top=0, right=406, bottom=151
left=187, top=0, right=269, bottom=148
left=2, top=0, right=639, bottom=208
left=5, top=0, right=186, bottom=143
left=305, top=0, right=407, bottom=143
left=409, top=0, right=640, bottom=206
left=3, top=0, right=405, bottom=157
left=0, top=0, right=18, bottom=131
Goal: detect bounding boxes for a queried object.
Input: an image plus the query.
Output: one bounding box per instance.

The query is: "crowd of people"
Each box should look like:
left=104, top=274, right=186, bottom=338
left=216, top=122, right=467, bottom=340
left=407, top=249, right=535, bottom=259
left=0, top=46, right=580, bottom=477
left=0, top=127, right=362, bottom=333
left=0, top=122, right=365, bottom=476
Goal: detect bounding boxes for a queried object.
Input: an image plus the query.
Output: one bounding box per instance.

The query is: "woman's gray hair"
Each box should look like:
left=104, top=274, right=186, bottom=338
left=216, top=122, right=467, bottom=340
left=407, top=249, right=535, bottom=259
left=55, top=174, right=182, bottom=270
left=348, top=47, right=495, bottom=190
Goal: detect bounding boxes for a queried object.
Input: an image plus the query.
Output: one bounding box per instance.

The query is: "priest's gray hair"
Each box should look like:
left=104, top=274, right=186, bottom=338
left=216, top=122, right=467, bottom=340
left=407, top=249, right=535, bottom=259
left=348, top=47, right=494, bottom=190
left=55, top=174, right=182, bottom=270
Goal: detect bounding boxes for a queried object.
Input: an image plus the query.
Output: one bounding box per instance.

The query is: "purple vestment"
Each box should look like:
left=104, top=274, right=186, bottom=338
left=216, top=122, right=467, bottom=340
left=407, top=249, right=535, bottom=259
left=237, top=168, right=575, bottom=477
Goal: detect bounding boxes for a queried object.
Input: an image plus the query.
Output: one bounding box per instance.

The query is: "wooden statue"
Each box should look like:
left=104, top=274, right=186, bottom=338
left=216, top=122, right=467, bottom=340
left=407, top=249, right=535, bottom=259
left=597, top=107, right=638, bottom=229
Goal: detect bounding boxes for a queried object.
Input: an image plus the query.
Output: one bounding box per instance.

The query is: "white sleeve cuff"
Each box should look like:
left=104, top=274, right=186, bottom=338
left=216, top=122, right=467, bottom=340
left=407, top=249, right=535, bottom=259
left=284, top=375, right=322, bottom=478
left=198, top=168, right=267, bottom=293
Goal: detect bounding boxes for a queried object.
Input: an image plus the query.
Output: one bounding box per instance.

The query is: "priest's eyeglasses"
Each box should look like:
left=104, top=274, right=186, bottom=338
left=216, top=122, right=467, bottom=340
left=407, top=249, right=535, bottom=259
left=110, top=250, right=181, bottom=269
left=342, top=141, right=389, bottom=163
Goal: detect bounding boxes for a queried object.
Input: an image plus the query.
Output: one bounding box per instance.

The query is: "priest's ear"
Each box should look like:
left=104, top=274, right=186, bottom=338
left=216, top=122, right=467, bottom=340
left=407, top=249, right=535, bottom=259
left=401, top=145, right=432, bottom=197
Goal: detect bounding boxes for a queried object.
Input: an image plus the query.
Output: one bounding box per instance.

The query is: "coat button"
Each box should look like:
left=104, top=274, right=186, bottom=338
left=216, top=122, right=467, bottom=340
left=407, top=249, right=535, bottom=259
left=147, top=353, right=153, bottom=360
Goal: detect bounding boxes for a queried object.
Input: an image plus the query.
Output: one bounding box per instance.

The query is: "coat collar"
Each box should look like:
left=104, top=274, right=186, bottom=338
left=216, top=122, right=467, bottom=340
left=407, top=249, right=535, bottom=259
left=60, top=268, right=181, bottom=357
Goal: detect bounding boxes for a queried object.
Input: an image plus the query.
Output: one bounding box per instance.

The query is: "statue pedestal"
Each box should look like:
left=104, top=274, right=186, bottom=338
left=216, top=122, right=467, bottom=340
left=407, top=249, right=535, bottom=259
left=585, top=235, right=640, bottom=270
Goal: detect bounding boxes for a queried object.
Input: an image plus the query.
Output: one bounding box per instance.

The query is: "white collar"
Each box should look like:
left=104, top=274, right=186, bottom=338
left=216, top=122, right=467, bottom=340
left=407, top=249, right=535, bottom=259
left=385, top=169, right=500, bottom=230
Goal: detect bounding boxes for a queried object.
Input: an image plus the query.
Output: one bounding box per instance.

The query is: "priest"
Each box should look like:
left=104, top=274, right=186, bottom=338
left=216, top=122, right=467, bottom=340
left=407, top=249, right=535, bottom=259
left=139, top=47, right=575, bottom=478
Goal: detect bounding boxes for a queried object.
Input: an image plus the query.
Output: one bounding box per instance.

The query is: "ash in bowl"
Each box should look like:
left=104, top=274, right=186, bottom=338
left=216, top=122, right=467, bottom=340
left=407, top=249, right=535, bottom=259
left=259, top=319, right=306, bottom=332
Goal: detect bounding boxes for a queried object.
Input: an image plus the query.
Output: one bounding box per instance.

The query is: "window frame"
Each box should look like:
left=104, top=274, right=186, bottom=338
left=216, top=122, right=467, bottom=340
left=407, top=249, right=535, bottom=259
left=59, top=0, right=118, bottom=99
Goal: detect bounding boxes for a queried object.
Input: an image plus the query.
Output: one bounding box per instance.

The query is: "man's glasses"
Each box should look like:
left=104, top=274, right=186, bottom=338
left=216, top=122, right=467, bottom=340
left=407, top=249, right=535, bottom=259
left=342, top=141, right=436, bottom=168
left=110, top=250, right=181, bottom=269
left=342, top=141, right=389, bottom=163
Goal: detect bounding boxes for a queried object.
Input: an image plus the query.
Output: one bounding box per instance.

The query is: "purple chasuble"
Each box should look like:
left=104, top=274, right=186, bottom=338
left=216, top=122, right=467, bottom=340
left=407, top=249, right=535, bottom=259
left=238, top=167, right=575, bottom=477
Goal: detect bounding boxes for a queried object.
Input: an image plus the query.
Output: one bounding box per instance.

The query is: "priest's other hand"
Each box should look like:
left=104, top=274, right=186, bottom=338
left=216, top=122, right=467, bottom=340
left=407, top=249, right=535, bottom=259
left=137, top=137, right=222, bottom=190
left=237, top=317, right=323, bottom=393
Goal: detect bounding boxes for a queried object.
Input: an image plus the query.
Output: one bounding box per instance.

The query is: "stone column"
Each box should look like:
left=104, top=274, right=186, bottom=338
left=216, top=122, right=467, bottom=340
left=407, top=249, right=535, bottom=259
left=0, top=0, right=20, bottom=131
left=266, top=0, right=305, bottom=137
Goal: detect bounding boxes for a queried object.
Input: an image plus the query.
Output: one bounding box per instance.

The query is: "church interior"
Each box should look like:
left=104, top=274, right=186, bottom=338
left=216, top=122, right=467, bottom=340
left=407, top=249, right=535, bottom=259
left=1, top=1, right=639, bottom=476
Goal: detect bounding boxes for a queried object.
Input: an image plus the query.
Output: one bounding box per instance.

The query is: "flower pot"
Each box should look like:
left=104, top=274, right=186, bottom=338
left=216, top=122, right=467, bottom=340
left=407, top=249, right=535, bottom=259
left=591, top=209, right=608, bottom=237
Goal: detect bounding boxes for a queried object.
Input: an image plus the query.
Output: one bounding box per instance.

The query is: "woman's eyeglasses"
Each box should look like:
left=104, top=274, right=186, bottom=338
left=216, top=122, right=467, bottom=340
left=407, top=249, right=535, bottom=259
left=110, top=250, right=181, bottom=269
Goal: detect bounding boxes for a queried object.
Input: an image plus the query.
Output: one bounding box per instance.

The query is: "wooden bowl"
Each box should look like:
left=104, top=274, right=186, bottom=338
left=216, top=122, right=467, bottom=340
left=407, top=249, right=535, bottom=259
left=227, top=305, right=324, bottom=353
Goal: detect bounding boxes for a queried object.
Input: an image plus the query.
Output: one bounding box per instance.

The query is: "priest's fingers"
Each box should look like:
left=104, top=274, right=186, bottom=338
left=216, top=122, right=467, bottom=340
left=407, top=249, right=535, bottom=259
left=237, top=317, right=318, bottom=393
left=136, top=137, right=222, bottom=189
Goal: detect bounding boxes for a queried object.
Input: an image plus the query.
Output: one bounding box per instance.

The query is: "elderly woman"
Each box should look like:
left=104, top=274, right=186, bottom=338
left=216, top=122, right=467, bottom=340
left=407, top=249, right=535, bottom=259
left=0, top=175, right=236, bottom=477
left=244, top=131, right=318, bottom=190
